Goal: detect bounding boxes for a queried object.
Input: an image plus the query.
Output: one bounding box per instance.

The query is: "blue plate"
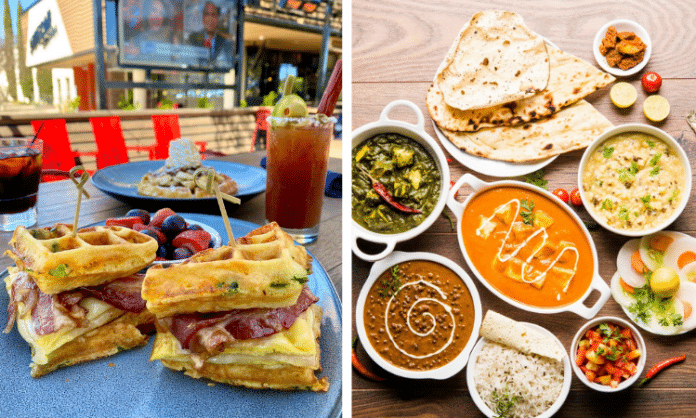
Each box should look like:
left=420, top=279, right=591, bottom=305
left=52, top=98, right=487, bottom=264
left=0, top=215, right=342, bottom=418
left=91, top=160, right=267, bottom=208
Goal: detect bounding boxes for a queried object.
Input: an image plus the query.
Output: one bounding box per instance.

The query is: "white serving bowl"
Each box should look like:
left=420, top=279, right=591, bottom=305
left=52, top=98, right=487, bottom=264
left=593, top=19, right=651, bottom=77
left=447, top=173, right=611, bottom=319
left=578, top=124, right=692, bottom=237
left=354, top=251, right=482, bottom=379
left=466, top=323, right=572, bottom=418
left=570, top=316, right=647, bottom=392
left=351, top=100, right=450, bottom=261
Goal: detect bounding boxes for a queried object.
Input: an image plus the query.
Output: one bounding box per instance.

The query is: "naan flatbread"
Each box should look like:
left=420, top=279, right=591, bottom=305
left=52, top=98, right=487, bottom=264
left=439, top=100, right=614, bottom=162
left=427, top=44, right=615, bottom=132
left=435, top=10, right=550, bottom=111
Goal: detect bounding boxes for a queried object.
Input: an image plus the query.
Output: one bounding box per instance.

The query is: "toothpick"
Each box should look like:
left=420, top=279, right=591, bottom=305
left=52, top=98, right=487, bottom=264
left=193, top=167, right=240, bottom=245
left=69, top=166, right=91, bottom=235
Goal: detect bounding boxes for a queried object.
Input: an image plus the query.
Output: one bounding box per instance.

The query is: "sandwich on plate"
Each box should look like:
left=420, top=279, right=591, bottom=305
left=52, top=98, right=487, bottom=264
left=4, top=223, right=158, bottom=377
left=142, top=222, right=329, bottom=391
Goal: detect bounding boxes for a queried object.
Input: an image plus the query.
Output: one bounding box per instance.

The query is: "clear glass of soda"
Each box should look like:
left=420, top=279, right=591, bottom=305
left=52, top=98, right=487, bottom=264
left=0, top=138, right=43, bottom=231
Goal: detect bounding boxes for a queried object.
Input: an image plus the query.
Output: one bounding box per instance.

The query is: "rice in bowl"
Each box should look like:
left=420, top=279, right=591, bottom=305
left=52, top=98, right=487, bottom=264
left=581, top=131, right=686, bottom=232
left=473, top=342, right=564, bottom=418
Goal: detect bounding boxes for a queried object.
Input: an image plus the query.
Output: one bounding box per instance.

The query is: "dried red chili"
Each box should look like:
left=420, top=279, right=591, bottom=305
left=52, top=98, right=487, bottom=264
left=358, top=167, right=422, bottom=214
left=352, top=337, right=386, bottom=381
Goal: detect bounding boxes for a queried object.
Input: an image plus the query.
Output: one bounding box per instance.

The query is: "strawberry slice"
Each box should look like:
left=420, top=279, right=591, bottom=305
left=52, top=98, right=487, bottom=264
left=144, top=226, right=167, bottom=244
left=149, top=208, right=176, bottom=228
left=132, top=223, right=147, bottom=232
left=106, top=216, right=144, bottom=229
left=172, top=230, right=211, bottom=254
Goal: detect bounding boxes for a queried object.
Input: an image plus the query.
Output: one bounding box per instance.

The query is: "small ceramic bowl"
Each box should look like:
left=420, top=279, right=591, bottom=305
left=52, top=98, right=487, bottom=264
left=593, top=19, right=651, bottom=77
left=351, top=100, right=450, bottom=262
left=570, top=316, right=647, bottom=392
left=466, top=323, right=572, bottom=417
left=354, top=251, right=482, bottom=379
left=578, top=124, right=691, bottom=237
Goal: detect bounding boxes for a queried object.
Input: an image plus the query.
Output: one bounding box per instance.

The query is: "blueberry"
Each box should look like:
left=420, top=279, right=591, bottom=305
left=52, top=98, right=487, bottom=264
left=187, top=224, right=204, bottom=231
left=172, top=247, right=193, bottom=260
left=126, top=209, right=150, bottom=225
left=142, top=229, right=163, bottom=245
left=157, top=244, right=171, bottom=259
left=161, top=215, right=186, bottom=237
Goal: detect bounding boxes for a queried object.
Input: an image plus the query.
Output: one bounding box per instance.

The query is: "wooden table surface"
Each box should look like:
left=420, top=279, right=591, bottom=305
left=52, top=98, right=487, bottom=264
left=352, top=1, right=696, bottom=417
left=0, top=152, right=343, bottom=297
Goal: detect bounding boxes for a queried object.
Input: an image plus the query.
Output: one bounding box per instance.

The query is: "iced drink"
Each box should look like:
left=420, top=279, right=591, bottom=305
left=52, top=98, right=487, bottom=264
left=265, top=116, right=334, bottom=243
left=0, top=138, right=43, bottom=231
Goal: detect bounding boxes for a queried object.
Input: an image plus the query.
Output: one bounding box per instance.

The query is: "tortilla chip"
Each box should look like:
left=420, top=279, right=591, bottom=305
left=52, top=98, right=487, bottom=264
left=435, top=10, right=550, bottom=111
left=427, top=44, right=615, bottom=132
left=438, top=100, right=614, bottom=162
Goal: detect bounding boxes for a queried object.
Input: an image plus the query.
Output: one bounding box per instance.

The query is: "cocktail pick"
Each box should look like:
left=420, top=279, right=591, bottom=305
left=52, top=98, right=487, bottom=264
left=69, top=166, right=91, bottom=235
left=30, top=123, right=44, bottom=146
left=193, top=167, right=240, bottom=245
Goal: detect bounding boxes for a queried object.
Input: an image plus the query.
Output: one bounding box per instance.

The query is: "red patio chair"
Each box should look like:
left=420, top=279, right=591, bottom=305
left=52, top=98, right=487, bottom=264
left=31, top=119, right=96, bottom=182
left=250, top=107, right=271, bottom=152
left=89, top=116, right=153, bottom=169
left=151, top=114, right=207, bottom=160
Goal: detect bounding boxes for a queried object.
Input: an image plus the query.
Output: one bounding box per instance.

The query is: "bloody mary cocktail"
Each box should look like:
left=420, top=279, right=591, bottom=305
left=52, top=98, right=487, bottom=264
left=265, top=116, right=335, bottom=243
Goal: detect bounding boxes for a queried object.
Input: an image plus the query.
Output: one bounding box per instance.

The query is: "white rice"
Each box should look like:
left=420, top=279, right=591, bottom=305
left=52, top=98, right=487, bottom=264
left=474, top=342, right=564, bottom=418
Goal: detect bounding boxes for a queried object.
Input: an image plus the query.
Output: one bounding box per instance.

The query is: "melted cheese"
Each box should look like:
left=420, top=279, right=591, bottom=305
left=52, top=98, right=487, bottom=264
left=15, top=297, right=123, bottom=365
left=150, top=305, right=321, bottom=367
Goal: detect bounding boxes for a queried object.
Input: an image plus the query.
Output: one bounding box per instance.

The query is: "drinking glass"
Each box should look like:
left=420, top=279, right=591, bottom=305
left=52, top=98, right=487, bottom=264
left=0, top=138, right=43, bottom=231
left=265, top=116, right=335, bottom=244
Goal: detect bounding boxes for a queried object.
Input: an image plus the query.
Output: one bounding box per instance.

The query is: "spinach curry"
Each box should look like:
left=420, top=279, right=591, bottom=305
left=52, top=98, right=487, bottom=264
left=352, top=133, right=440, bottom=234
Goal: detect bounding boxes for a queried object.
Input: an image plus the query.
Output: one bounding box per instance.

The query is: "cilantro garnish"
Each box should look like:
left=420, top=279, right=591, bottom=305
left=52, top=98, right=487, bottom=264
left=520, top=199, right=535, bottom=225
left=647, top=139, right=656, bottom=148
left=270, top=282, right=289, bottom=288
left=217, top=281, right=239, bottom=295
left=618, top=206, right=630, bottom=222
left=669, top=189, right=679, bottom=203
left=378, top=265, right=402, bottom=299
left=602, top=146, right=615, bottom=158
left=524, top=170, right=548, bottom=190
left=601, top=199, right=613, bottom=211
left=640, top=195, right=652, bottom=208
left=649, top=153, right=662, bottom=166
left=491, top=384, right=519, bottom=418
left=626, top=271, right=683, bottom=328
left=618, top=162, right=639, bottom=183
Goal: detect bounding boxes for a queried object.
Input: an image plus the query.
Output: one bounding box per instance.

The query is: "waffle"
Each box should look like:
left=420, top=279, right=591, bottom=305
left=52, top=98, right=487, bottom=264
left=6, top=224, right=158, bottom=294
left=137, top=166, right=238, bottom=198
left=142, top=222, right=313, bottom=317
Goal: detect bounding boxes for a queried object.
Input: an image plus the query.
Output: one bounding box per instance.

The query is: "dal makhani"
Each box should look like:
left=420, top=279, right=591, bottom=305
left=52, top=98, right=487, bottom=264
left=461, top=187, right=594, bottom=308
left=362, top=260, right=475, bottom=371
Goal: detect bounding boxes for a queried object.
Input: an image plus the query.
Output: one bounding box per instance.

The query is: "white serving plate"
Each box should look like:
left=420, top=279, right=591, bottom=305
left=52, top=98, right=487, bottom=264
left=447, top=173, right=610, bottom=318
left=593, top=19, right=652, bottom=77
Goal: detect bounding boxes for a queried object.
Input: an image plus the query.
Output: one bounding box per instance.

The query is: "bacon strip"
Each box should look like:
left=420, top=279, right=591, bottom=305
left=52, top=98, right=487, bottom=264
left=80, top=274, right=147, bottom=313
left=167, top=286, right=319, bottom=353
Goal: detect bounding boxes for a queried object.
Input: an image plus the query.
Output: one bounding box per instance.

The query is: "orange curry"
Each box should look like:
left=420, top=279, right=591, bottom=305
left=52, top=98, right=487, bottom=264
left=461, top=187, right=594, bottom=308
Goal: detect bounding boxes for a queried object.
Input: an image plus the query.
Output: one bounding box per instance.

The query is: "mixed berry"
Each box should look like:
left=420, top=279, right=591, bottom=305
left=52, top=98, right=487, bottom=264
left=106, top=208, right=212, bottom=261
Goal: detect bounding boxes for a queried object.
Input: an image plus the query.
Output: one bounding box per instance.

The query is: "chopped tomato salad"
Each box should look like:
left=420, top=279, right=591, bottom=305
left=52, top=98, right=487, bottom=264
left=576, top=322, right=641, bottom=388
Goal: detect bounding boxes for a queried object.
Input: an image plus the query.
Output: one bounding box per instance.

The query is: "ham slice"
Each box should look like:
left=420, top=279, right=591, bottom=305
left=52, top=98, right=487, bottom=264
left=166, top=286, right=319, bottom=353
left=4, top=271, right=147, bottom=336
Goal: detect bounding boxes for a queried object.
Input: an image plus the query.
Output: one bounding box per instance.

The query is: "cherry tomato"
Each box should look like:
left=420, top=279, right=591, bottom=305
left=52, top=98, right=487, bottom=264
left=552, top=188, right=569, bottom=204
left=570, top=188, right=582, bottom=206
left=641, top=71, right=662, bottom=93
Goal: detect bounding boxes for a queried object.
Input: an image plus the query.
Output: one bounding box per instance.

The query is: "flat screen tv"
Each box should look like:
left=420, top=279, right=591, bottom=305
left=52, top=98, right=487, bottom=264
left=118, top=0, right=237, bottom=71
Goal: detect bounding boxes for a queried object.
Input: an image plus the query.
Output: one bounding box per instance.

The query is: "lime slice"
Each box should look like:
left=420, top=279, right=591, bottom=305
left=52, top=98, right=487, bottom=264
left=610, top=82, right=637, bottom=108
left=643, top=95, right=670, bottom=122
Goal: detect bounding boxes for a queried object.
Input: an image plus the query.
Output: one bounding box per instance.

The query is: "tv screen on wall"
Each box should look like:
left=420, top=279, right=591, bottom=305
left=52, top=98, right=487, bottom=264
left=118, top=0, right=237, bottom=71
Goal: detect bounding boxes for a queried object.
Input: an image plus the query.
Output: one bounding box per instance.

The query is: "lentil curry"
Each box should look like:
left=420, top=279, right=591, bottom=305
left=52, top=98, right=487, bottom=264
left=352, top=133, right=441, bottom=234
left=461, top=186, right=594, bottom=308
left=363, top=260, right=475, bottom=371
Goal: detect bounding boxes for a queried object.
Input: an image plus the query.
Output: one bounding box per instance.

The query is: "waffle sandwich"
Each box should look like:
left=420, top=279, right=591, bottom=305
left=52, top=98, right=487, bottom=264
left=143, top=222, right=329, bottom=391
left=4, top=224, right=158, bottom=377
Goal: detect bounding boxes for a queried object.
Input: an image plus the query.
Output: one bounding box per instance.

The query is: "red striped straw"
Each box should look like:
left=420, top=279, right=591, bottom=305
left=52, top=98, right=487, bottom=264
left=317, top=60, right=342, bottom=117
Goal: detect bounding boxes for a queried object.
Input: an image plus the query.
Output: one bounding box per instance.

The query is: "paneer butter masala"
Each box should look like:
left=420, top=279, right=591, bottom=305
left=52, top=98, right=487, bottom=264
left=462, top=187, right=594, bottom=308
left=363, top=261, right=475, bottom=371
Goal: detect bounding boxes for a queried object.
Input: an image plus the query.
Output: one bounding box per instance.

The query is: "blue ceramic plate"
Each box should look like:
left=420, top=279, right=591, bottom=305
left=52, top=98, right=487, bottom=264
left=0, top=215, right=342, bottom=418
left=91, top=160, right=267, bottom=205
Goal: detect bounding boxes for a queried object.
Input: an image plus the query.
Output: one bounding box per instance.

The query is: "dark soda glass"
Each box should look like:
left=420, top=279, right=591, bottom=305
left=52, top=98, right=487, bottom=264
left=0, top=141, right=43, bottom=214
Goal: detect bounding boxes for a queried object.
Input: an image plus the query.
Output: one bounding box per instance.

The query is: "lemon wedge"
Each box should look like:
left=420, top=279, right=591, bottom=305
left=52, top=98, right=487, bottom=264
left=610, top=82, right=637, bottom=108
left=643, top=95, right=670, bottom=122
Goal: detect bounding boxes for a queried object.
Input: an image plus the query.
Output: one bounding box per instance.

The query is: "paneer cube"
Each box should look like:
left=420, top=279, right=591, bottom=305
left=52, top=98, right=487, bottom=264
left=533, top=209, right=554, bottom=229
left=406, top=169, right=422, bottom=189
left=393, top=147, right=414, bottom=167
left=494, top=203, right=515, bottom=225
left=476, top=215, right=497, bottom=239
left=547, top=265, right=576, bottom=292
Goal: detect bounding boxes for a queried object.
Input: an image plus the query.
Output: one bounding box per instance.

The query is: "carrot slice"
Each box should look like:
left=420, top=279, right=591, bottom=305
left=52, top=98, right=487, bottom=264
left=678, top=251, right=696, bottom=269
left=619, top=277, right=635, bottom=294
left=631, top=251, right=647, bottom=274
left=650, top=235, right=674, bottom=252
left=682, top=300, right=692, bottom=320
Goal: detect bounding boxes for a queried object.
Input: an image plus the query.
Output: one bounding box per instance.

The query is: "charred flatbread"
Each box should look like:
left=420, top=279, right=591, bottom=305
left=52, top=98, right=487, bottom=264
left=428, top=44, right=615, bottom=132
left=438, top=100, right=613, bottom=162
left=435, top=10, right=550, bottom=111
